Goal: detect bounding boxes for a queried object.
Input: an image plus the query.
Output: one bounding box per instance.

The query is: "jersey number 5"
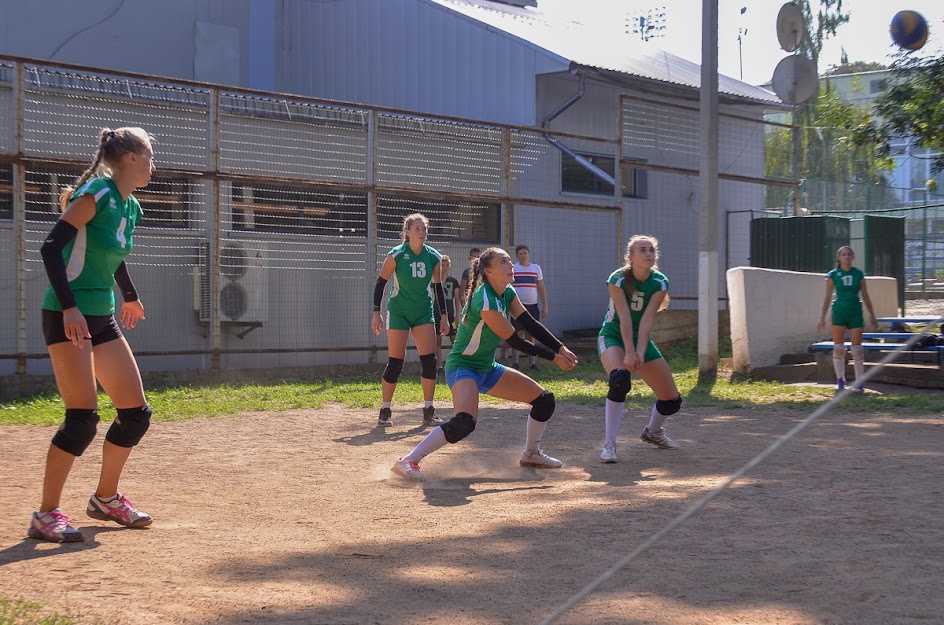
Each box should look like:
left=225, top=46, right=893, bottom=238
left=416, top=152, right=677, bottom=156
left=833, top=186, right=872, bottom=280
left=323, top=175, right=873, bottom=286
left=630, top=293, right=644, bottom=311
left=410, top=262, right=427, bottom=278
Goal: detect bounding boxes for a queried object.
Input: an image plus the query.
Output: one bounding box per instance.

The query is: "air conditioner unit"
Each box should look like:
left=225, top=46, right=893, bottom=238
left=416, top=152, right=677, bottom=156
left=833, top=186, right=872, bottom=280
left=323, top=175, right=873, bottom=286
left=193, top=241, right=268, bottom=323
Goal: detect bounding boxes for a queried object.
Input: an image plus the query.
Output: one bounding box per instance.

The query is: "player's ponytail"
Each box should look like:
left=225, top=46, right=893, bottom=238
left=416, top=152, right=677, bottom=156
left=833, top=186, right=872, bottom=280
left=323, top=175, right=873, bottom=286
left=58, top=127, right=154, bottom=212
left=461, top=257, right=482, bottom=324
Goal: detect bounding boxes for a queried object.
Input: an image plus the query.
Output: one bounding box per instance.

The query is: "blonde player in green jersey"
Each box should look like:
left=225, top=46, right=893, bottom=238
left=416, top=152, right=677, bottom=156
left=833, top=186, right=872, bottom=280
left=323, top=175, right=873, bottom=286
left=817, top=246, right=877, bottom=392
left=597, top=235, right=682, bottom=464
left=371, top=213, right=450, bottom=427
left=390, top=247, right=578, bottom=481
left=29, top=128, right=156, bottom=543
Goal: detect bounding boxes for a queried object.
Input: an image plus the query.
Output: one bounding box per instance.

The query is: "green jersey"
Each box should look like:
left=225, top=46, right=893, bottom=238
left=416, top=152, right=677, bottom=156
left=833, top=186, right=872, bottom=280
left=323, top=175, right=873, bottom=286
left=827, top=267, right=865, bottom=303
left=600, top=268, right=669, bottom=336
left=386, top=242, right=442, bottom=317
left=447, top=281, right=516, bottom=372
left=42, top=178, right=142, bottom=315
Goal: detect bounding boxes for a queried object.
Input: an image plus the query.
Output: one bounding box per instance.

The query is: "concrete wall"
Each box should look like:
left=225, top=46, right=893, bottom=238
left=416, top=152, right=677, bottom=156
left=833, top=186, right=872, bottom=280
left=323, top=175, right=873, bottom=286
left=726, top=267, right=899, bottom=372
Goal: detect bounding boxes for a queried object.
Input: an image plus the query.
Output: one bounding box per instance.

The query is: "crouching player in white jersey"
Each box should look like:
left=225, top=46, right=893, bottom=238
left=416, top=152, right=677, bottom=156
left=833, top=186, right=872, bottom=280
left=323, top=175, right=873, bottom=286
left=391, top=247, right=578, bottom=481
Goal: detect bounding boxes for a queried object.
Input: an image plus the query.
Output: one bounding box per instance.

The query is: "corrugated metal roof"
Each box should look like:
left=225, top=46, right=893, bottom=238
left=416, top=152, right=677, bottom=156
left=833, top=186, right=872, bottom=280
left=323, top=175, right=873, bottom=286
left=429, top=0, right=782, bottom=106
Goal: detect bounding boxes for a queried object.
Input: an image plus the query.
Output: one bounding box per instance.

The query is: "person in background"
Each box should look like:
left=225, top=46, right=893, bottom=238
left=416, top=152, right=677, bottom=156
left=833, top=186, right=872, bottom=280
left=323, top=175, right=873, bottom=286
left=817, top=245, right=876, bottom=392
left=371, top=213, right=450, bottom=427
left=510, top=244, right=548, bottom=371
left=458, top=247, right=480, bottom=309
left=434, top=255, right=461, bottom=377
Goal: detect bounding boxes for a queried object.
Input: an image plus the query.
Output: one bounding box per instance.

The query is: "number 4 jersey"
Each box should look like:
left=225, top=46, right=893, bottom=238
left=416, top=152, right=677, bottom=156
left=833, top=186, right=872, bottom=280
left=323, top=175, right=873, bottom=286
left=386, top=241, right=442, bottom=318
left=42, top=178, right=142, bottom=315
left=599, top=267, right=669, bottom=337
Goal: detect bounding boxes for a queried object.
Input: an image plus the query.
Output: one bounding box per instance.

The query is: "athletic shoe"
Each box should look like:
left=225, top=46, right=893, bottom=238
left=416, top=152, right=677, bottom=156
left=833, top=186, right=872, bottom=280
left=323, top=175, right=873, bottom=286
left=391, top=458, right=424, bottom=481
left=855, top=384, right=865, bottom=393
left=519, top=449, right=563, bottom=468
left=837, top=379, right=846, bottom=391
left=28, top=508, right=84, bottom=543
left=422, top=406, right=443, bottom=426
left=86, top=493, right=153, bottom=528
left=378, top=407, right=392, bottom=426
left=599, top=442, right=618, bottom=463
left=530, top=363, right=539, bottom=371
left=640, top=426, right=680, bottom=450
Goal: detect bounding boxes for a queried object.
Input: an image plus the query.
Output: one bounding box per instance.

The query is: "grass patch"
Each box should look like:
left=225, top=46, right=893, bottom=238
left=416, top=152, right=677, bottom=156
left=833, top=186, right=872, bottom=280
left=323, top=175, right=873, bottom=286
left=2, top=337, right=942, bottom=426
left=0, top=595, right=87, bottom=625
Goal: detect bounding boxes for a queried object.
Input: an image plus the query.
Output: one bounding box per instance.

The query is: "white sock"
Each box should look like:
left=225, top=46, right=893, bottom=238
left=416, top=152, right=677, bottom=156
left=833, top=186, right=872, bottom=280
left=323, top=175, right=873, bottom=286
left=832, top=357, right=845, bottom=381
left=525, top=416, right=548, bottom=452
left=513, top=352, right=520, bottom=365
left=604, top=399, right=623, bottom=445
left=647, top=404, right=667, bottom=432
left=382, top=401, right=392, bottom=409
left=529, top=356, right=536, bottom=366
left=852, top=356, right=865, bottom=383
left=424, top=400, right=434, bottom=409
left=403, top=427, right=448, bottom=463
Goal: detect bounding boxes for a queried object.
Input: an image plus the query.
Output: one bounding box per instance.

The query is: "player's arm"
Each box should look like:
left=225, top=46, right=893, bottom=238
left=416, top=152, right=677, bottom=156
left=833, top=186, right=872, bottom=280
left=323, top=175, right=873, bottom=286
left=371, top=255, right=397, bottom=335
left=536, top=278, right=548, bottom=318
left=501, top=298, right=576, bottom=369
left=608, top=283, right=636, bottom=365
left=817, top=277, right=834, bottom=332
left=430, top=259, right=449, bottom=335
left=635, top=290, right=666, bottom=361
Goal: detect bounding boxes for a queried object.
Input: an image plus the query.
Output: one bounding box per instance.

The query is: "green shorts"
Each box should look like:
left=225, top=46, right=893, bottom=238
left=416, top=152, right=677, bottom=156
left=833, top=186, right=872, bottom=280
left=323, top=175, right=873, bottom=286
left=597, top=331, right=663, bottom=363
left=831, top=301, right=864, bottom=329
left=387, top=308, right=435, bottom=331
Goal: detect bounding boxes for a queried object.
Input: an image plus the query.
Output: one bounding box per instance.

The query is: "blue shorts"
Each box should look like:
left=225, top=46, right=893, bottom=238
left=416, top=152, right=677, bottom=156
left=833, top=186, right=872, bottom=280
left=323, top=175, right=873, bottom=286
left=445, top=363, right=507, bottom=393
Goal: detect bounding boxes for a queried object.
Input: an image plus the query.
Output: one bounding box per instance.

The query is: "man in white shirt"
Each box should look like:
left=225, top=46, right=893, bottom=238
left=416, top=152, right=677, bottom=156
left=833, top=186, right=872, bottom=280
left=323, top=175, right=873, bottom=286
left=511, top=244, right=548, bottom=370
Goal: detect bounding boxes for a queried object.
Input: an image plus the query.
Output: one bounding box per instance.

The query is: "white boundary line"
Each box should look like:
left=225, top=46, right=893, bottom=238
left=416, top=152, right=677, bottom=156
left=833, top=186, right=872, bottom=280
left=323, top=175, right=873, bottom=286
left=538, top=317, right=944, bottom=625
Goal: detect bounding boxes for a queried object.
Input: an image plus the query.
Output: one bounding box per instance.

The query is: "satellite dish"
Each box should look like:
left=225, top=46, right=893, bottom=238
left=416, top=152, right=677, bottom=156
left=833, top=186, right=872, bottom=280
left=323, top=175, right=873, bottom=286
left=771, top=55, right=818, bottom=104
left=776, top=2, right=805, bottom=52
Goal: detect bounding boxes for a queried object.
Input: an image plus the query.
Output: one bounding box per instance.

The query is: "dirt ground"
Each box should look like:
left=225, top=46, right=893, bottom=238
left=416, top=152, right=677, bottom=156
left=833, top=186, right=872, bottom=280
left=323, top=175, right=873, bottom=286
left=1, top=398, right=942, bottom=625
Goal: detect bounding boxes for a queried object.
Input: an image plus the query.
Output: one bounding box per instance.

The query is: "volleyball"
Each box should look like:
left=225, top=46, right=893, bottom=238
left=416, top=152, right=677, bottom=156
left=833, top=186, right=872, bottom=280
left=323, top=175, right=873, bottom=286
left=890, top=10, right=929, bottom=51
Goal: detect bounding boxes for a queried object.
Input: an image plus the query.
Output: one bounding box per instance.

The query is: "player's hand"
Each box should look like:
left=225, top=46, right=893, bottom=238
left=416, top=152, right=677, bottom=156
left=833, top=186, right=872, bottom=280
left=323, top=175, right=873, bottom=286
left=371, top=311, right=383, bottom=335
left=439, top=314, right=450, bottom=336
left=553, top=346, right=578, bottom=371
left=541, top=307, right=549, bottom=319
left=62, top=307, right=91, bottom=348
left=816, top=319, right=825, bottom=333
left=623, top=350, right=641, bottom=372
left=119, top=300, right=145, bottom=329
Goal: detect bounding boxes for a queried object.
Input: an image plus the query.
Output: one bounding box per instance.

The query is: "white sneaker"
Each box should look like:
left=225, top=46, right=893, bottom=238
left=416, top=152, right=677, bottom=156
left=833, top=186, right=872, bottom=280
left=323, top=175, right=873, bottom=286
left=86, top=493, right=153, bottom=528
left=519, top=449, right=562, bottom=468
left=391, top=458, right=424, bottom=481
left=599, top=442, right=618, bottom=463
left=640, top=426, right=680, bottom=450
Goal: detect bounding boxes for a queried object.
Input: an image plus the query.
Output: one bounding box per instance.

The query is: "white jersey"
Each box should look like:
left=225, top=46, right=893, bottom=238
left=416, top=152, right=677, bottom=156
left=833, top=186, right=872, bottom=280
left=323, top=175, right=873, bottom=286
left=512, top=262, right=543, bottom=306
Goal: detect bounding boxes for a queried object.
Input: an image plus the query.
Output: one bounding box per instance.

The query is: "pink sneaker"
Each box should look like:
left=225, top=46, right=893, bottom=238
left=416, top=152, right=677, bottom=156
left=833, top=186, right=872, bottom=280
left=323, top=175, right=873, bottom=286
left=391, top=458, right=424, bottom=481
left=86, top=493, right=153, bottom=528
left=28, top=508, right=84, bottom=543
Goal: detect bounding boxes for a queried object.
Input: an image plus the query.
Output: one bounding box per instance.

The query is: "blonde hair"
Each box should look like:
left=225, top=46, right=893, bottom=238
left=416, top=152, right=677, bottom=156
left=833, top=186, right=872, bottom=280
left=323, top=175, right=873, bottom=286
left=59, top=127, right=154, bottom=211
left=622, top=234, right=669, bottom=312
left=401, top=212, right=430, bottom=242
left=461, top=246, right=505, bottom=323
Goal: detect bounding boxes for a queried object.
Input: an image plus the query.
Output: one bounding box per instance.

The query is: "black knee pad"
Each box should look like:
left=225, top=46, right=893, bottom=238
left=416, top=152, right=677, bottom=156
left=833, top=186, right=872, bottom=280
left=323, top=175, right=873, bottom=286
left=51, top=409, right=99, bottom=457
left=656, top=395, right=682, bottom=416
left=529, top=390, right=556, bottom=423
left=105, top=404, right=152, bottom=448
left=607, top=368, right=632, bottom=402
left=419, top=353, right=437, bottom=380
left=441, top=412, right=476, bottom=444
left=382, top=357, right=404, bottom=384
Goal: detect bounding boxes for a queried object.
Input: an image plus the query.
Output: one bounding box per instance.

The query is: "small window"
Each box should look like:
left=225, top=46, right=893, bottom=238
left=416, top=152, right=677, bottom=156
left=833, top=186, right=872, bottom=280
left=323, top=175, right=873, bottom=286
left=377, top=196, right=500, bottom=243
left=233, top=183, right=367, bottom=236
left=0, top=164, right=12, bottom=220
left=561, top=153, right=647, bottom=199
left=869, top=79, right=887, bottom=94
left=135, top=176, right=192, bottom=229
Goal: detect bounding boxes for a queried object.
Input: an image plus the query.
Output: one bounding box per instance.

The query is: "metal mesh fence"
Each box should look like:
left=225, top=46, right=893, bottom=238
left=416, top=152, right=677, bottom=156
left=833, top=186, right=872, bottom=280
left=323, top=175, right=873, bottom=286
left=0, top=57, right=790, bottom=375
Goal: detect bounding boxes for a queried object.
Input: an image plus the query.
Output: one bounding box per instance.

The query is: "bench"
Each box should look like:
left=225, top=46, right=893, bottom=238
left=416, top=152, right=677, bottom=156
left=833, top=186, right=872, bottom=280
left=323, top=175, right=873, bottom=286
left=810, top=340, right=944, bottom=366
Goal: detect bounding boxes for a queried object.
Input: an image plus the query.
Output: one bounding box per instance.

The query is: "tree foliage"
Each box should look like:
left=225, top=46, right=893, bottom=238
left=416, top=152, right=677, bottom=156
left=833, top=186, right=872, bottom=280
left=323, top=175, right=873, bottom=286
left=873, top=52, right=944, bottom=173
